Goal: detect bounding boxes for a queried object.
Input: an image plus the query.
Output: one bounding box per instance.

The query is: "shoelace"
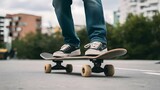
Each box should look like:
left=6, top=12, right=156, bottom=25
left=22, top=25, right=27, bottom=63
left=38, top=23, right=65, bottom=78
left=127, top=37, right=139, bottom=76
left=84, top=42, right=101, bottom=49
left=60, top=44, right=70, bottom=51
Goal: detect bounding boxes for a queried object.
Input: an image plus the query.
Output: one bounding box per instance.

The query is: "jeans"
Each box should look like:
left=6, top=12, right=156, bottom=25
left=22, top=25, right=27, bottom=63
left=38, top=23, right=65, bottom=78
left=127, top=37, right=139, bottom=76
left=52, top=0, right=107, bottom=47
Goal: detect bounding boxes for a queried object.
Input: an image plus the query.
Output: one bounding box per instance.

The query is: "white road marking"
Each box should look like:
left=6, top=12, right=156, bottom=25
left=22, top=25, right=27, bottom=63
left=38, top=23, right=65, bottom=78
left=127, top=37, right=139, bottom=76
left=116, top=68, right=160, bottom=76
left=116, top=68, right=155, bottom=72
left=75, top=66, right=160, bottom=76
left=144, top=72, right=160, bottom=76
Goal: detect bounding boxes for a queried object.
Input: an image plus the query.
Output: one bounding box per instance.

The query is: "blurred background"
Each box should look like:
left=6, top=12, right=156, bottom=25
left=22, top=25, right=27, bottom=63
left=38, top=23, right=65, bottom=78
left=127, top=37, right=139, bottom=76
left=0, top=0, right=160, bottom=60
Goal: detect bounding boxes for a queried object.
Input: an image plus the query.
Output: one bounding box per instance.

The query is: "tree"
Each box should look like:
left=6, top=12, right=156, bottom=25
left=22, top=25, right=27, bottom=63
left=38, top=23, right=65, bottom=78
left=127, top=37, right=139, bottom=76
left=110, top=13, right=160, bottom=59
left=12, top=32, right=64, bottom=59
left=148, top=13, right=160, bottom=59
left=77, top=28, right=89, bottom=55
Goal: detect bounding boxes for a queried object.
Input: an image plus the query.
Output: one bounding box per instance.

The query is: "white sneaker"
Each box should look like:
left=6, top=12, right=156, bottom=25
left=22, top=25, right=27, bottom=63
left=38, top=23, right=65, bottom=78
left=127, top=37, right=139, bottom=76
left=84, top=41, right=108, bottom=56
left=53, top=44, right=81, bottom=57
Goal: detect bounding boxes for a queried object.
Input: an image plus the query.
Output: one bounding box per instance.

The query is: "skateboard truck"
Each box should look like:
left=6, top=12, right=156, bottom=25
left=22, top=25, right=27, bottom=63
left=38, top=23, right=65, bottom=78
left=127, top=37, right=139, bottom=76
left=51, top=60, right=66, bottom=70
left=90, top=59, right=104, bottom=73
left=44, top=60, right=73, bottom=73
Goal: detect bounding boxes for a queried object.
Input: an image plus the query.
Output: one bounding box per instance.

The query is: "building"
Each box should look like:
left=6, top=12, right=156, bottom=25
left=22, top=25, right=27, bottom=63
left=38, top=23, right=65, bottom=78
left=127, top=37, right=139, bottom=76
left=0, top=16, right=4, bottom=43
left=114, top=0, right=160, bottom=24
left=7, top=13, right=42, bottom=39
left=0, top=13, right=42, bottom=51
left=0, top=15, right=11, bottom=43
left=0, top=15, right=12, bottom=51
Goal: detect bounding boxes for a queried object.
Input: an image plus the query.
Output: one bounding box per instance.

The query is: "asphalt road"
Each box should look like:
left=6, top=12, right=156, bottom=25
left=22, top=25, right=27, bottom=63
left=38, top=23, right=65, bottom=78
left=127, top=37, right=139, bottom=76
left=0, top=60, right=160, bottom=90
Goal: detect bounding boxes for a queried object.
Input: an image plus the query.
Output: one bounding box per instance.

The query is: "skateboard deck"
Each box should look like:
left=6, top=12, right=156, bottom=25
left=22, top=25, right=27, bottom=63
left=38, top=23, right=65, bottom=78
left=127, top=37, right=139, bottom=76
left=40, top=48, right=127, bottom=60
left=40, top=48, right=127, bottom=77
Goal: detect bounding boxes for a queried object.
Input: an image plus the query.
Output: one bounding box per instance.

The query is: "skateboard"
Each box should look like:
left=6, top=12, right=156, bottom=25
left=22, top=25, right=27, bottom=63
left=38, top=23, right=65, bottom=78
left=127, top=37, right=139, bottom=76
left=40, top=48, right=127, bottom=77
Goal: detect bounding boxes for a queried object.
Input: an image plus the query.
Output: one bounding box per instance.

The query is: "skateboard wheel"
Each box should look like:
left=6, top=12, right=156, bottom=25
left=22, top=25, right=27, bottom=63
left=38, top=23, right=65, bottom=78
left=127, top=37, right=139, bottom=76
left=81, top=65, right=92, bottom=77
left=66, top=64, right=73, bottom=73
left=44, top=64, right=52, bottom=73
left=104, top=64, right=115, bottom=76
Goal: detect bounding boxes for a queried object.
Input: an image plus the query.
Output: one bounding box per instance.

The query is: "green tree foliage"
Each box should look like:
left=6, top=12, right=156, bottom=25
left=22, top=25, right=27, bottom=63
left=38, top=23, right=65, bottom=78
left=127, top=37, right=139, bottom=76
left=121, top=14, right=152, bottom=59
left=0, top=43, right=5, bottom=48
left=149, top=13, right=160, bottom=59
left=77, top=28, right=89, bottom=55
left=107, top=23, right=124, bottom=49
left=12, top=31, right=63, bottom=59
left=108, top=13, right=160, bottom=59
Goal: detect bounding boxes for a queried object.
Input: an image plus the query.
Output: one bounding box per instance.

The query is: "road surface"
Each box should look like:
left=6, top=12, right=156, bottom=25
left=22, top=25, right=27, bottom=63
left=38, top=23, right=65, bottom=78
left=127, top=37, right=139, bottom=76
left=0, top=60, right=160, bottom=90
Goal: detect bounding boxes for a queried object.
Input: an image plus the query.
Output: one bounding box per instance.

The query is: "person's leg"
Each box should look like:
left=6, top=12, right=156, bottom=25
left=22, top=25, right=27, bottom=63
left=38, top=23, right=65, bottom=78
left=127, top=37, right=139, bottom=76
left=52, top=0, right=81, bottom=57
left=52, top=0, right=80, bottom=47
left=83, top=0, right=107, bottom=55
left=83, top=0, right=107, bottom=44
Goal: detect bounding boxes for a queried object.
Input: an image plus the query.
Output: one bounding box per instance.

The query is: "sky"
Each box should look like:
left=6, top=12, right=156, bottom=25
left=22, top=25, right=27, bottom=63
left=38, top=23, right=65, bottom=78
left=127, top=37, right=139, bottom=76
left=0, top=0, right=120, bottom=27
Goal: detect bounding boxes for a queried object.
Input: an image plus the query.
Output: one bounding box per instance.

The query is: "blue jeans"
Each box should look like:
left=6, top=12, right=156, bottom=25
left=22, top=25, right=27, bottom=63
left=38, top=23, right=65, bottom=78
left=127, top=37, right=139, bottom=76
left=52, top=0, right=107, bottom=47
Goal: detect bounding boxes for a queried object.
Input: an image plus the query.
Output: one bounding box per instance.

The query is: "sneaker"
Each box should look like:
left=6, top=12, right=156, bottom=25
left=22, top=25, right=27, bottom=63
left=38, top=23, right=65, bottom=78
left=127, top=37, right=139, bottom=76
left=53, top=44, right=81, bottom=57
left=84, top=41, right=108, bottom=56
